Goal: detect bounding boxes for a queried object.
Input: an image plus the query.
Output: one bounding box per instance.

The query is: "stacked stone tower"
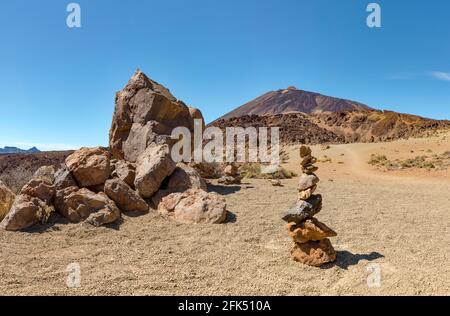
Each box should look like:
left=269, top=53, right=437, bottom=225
left=282, top=146, right=337, bottom=267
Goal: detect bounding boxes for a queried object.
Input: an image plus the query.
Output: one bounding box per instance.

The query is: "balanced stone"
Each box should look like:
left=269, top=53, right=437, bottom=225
left=287, top=218, right=337, bottom=244
left=291, top=239, right=337, bottom=267
left=282, top=195, right=322, bottom=224
left=300, top=146, right=312, bottom=158
left=302, top=165, right=319, bottom=174
left=298, top=173, right=319, bottom=191
left=298, top=184, right=317, bottom=201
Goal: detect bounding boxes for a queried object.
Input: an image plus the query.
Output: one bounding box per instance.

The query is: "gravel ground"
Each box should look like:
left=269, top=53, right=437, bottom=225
left=1, top=136, right=449, bottom=296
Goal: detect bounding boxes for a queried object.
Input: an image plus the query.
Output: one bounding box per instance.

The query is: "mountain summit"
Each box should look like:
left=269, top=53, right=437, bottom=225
left=219, top=87, right=372, bottom=120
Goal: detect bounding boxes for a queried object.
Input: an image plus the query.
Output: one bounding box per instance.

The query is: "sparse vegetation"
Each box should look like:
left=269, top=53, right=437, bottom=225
left=239, top=163, right=296, bottom=179
left=368, top=152, right=450, bottom=171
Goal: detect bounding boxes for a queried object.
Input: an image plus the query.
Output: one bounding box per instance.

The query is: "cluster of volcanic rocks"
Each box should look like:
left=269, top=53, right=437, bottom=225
left=282, top=146, right=337, bottom=267
left=0, top=70, right=229, bottom=231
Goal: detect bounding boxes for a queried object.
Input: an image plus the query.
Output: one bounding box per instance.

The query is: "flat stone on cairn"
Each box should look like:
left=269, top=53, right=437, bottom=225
left=281, top=145, right=337, bottom=267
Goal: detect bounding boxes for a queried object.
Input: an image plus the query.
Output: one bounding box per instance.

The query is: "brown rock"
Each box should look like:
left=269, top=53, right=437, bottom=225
left=301, top=156, right=317, bottom=167
left=33, top=165, right=56, bottom=183
left=302, top=165, right=319, bottom=174
left=287, top=218, right=337, bottom=244
left=0, top=181, right=15, bottom=221
left=0, top=194, right=53, bottom=231
left=54, top=187, right=120, bottom=226
left=218, top=175, right=243, bottom=185
left=104, top=179, right=149, bottom=213
left=298, top=173, right=319, bottom=191
left=158, top=189, right=227, bottom=224
left=269, top=179, right=283, bottom=187
left=190, top=162, right=223, bottom=179
left=65, top=147, right=111, bottom=187
left=111, top=160, right=136, bottom=188
left=109, top=70, right=200, bottom=161
left=224, top=164, right=238, bottom=176
left=298, top=185, right=317, bottom=200
left=189, top=107, right=206, bottom=130
left=134, top=144, right=176, bottom=198
left=166, top=163, right=207, bottom=193
left=300, top=146, right=312, bottom=158
left=20, top=178, right=55, bottom=204
left=291, top=239, right=337, bottom=267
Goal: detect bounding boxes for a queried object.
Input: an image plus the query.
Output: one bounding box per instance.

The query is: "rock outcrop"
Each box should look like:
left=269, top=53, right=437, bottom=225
left=1, top=70, right=226, bottom=231
left=282, top=146, right=337, bottom=267
left=109, top=70, right=204, bottom=162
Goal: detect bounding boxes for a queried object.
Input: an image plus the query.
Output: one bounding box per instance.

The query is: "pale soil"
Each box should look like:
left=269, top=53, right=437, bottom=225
left=1, top=133, right=449, bottom=296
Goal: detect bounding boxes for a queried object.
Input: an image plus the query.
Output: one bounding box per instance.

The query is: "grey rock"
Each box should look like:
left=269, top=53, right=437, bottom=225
left=298, top=173, right=319, bottom=191
left=282, top=195, right=322, bottom=224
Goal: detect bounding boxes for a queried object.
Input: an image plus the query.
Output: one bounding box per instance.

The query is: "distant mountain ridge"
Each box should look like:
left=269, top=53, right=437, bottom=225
left=218, top=86, right=373, bottom=121
left=0, top=146, right=40, bottom=154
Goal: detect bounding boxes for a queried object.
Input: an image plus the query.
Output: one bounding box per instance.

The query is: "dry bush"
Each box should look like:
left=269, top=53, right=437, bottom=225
left=239, top=163, right=296, bottom=179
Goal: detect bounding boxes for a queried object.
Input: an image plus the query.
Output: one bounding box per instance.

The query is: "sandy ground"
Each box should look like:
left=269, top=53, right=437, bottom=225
left=1, top=133, right=449, bottom=296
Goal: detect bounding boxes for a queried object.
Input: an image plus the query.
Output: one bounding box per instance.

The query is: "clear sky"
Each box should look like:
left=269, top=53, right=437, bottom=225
left=0, top=0, right=449, bottom=150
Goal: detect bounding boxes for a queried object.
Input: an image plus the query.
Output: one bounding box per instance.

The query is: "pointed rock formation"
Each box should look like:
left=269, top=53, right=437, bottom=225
left=109, top=70, right=205, bottom=162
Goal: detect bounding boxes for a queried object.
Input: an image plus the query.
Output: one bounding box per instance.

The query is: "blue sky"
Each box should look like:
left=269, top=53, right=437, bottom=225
left=0, top=0, right=449, bottom=150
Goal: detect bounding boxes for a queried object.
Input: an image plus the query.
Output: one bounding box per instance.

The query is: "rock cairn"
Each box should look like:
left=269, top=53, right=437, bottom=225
left=218, top=164, right=243, bottom=185
left=282, top=146, right=337, bottom=267
left=0, top=70, right=228, bottom=231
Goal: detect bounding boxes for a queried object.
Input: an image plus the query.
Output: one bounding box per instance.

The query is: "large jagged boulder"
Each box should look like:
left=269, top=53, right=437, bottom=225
left=104, top=179, right=149, bottom=213
left=157, top=189, right=227, bottom=224
left=54, top=187, right=120, bottom=226
left=134, top=144, right=176, bottom=199
left=0, top=181, right=15, bottom=221
left=65, top=147, right=111, bottom=188
left=109, top=70, right=204, bottom=162
left=0, top=194, right=54, bottom=231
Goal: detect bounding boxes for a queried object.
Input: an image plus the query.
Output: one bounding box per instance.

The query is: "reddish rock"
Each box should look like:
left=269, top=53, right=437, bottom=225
left=158, top=189, right=227, bottom=224
left=109, top=70, right=203, bottom=161
left=291, top=239, right=337, bottom=267
left=134, top=144, right=176, bottom=198
left=104, top=179, right=149, bottom=213
left=0, top=181, right=15, bottom=221
left=65, top=147, right=111, bottom=187
left=287, top=219, right=337, bottom=244
left=0, top=194, right=53, bottom=231
left=54, top=187, right=120, bottom=226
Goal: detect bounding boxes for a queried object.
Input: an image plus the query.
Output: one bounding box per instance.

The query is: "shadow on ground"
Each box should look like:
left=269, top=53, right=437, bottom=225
left=322, top=251, right=384, bottom=270
left=207, top=183, right=241, bottom=195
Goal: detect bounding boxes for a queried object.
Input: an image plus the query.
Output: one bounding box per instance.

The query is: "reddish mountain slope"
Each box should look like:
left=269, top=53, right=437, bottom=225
left=218, top=87, right=372, bottom=120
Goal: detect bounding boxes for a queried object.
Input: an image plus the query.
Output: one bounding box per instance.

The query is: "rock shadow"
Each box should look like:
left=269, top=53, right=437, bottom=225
left=322, top=251, right=384, bottom=270
left=207, top=183, right=241, bottom=196
left=223, top=211, right=237, bottom=224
